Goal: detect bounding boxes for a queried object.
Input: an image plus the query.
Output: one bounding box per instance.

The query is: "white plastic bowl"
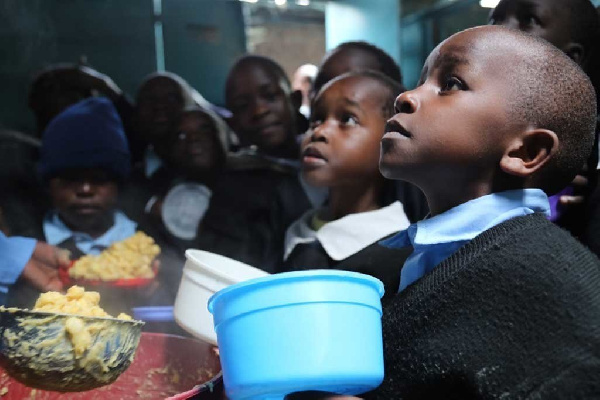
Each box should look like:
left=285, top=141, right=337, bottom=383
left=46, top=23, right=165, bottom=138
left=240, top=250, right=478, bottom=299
left=174, top=249, right=269, bottom=345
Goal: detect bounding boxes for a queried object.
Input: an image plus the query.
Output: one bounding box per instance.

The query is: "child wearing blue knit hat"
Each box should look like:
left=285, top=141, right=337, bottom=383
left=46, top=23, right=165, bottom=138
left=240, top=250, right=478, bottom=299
left=38, top=97, right=136, bottom=257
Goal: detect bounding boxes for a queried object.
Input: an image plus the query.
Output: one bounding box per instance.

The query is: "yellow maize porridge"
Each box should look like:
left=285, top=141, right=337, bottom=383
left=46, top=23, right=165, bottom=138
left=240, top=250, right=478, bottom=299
left=69, top=231, right=160, bottom=280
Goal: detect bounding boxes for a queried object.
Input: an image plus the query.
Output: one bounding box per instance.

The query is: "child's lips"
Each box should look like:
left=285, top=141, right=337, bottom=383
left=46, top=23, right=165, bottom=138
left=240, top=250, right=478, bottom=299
left=302, top=146, right=327, bottom=166
left=384, top=120, right=411, bottom=138
left=71, top=204, right=102, bottom=215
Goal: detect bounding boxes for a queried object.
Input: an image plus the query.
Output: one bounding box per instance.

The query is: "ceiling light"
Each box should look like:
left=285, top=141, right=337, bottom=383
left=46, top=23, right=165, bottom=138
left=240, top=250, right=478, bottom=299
left=275, top=0, right=287, bottom=5
left=479, top=0, right=500, bottom=8
left=240, top=0, right=258, bottom=3
left=297, top=0, right=310, bottom=5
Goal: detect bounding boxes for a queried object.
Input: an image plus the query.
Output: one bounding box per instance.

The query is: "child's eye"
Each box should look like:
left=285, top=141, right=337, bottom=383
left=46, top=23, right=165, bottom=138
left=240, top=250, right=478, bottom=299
left=341, top=114, right=358, bottom=127
left=309, top=118, right=323, bottom=130
left=441, top=77, right=465, bottom=92
left=521, top=14, right=541, bottom=28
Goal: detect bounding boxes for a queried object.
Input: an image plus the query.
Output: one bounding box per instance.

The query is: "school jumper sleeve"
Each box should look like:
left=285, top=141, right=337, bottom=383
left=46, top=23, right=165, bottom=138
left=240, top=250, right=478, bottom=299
left=0, top=232, right=36, bottom=292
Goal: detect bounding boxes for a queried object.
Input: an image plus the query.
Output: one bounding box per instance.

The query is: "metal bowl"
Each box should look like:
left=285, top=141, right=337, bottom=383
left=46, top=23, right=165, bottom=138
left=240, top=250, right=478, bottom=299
left=0, top=308, right=143, bottom=392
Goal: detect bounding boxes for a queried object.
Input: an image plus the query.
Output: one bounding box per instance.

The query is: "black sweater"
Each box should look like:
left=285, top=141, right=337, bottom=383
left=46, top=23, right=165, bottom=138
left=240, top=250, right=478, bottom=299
left=366, top=213, right=600, bottom=400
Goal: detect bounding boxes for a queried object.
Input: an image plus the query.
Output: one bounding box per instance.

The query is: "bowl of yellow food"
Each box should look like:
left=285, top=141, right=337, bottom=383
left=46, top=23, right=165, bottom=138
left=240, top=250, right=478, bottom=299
left=59, top=232, right=161, bottom=288
left=0, top=286, right=143, bottom=392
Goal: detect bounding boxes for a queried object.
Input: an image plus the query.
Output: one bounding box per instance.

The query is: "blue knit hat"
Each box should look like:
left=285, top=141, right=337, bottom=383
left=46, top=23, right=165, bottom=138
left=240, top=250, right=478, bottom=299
left=38, top=97, right=131, bottom=180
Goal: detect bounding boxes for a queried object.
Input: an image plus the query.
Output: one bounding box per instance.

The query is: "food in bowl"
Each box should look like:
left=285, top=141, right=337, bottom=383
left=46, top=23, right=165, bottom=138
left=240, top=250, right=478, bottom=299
left=0, top=286, right=143, bottom=392
left=33, top=286, right=133, bottom=356
left=68, top=231, right=160, bottom=281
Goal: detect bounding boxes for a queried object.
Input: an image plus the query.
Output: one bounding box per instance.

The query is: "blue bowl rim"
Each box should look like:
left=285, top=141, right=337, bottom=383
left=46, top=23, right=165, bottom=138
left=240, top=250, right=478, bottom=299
left=208, top=270, right=385, bottom=313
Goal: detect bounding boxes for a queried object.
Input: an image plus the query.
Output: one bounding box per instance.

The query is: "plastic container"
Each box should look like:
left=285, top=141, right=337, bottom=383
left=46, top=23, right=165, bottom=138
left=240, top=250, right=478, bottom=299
left=208, top=270, right=385, bottom=400
left=174, top=249, right=269, bottom=345
left=133, top=306, right=190, bottom=335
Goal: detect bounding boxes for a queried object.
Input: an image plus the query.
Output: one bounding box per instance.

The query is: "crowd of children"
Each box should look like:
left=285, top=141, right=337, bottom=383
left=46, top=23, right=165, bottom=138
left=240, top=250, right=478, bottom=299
left=1, top=0, right=600, bottom=397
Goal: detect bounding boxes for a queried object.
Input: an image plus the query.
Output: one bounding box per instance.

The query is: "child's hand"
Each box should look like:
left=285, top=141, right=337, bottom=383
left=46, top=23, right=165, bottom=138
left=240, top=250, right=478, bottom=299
left=559, top=173, right=588, bottom=205
left=21, top=242, right=69, bottom=292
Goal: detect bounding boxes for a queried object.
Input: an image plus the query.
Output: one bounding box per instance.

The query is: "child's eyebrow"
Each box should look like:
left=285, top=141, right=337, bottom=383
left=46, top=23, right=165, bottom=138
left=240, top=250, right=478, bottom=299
left=342, top=97, right=363, bottom=110
left=432, top=48, right=470, bottom=72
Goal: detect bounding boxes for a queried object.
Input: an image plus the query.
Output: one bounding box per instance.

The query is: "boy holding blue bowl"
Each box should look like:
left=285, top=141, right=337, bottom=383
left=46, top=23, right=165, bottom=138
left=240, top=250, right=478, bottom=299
left=285, top=25, right=600, bottom=399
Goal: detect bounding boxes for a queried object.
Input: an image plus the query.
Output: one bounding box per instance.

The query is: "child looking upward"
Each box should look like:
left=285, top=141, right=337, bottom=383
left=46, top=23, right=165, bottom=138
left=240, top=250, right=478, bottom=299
left=281, top=71, right=411, bottom=294
left=288, top=24, right=600, bottom=400
left=369, top=26, right=600, bottom=399
left=312, top=42, right=429, bottom=223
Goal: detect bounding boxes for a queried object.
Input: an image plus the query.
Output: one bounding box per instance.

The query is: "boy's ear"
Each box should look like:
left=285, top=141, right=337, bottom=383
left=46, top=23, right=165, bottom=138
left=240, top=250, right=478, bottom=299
left=563, top=42, right=585, bottom=66
left=499, top=128, right=559, bottom=178
left=290, top=89, right=303, bottom=112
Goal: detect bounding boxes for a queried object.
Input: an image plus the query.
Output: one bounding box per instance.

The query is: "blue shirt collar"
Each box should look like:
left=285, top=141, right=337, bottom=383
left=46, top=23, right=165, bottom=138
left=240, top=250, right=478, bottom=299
left=381, top=189, right=550, bottom=291
left=145, top=147, right=164, bottom=178
left=43, top=211, right=137, bottom=255
left=383, top=189, right=550, bottom=249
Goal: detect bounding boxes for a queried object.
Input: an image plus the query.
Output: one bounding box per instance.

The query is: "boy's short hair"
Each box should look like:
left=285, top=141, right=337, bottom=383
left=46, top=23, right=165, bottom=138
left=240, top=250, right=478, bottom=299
left=313, top=41, right=402, bottom=95
left=318, top=70, right=405, bottom=119
left=502, top=28, right=597, bottom=194
left=38, top=97, right=131, bottom=181
left=225, top=55, right=292, bottom=99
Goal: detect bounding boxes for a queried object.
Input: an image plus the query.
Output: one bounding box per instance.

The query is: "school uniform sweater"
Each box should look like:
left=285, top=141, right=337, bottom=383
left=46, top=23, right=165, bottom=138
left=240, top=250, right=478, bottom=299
left=280, top=202, right=411, bottom=296
left=366, top=213, right=600, bottom=400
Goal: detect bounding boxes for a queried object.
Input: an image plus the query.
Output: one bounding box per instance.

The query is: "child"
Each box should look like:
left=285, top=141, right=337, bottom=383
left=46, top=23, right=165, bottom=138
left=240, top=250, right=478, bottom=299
left=490, top=0, right=600, bottom=239
left=225, top=55, right=305, bottom=160
left=123, top=72, right=223, bottom=236
left=280, top=71, right=411, bottom=295
left=142, top=104, right=229, bottom=244
left=39, top=97, right=135, bottom=257
left=312, top=42, right=429, bottom=223
left=196, top=56, right=321, bottom=270
left=8, top=97, right=139, bottom=308
left=288, top=24, right=600, bottom=400
left=367, top=26, right=600, bottom=398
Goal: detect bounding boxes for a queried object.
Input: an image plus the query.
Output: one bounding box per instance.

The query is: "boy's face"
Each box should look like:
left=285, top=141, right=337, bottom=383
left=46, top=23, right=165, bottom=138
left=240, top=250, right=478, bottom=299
left=169, top=111, right=222, bottom=174
left=226, top=63, right=296, bottom=151
left=49, top=168, right=118, bottom=234
left=489, top=0, right=571, bottom=51
left=301, top=76, right=387, bottom=187
left=380, top=29, right=523, bottom=187
left=136, top=77, right=185, bottom=146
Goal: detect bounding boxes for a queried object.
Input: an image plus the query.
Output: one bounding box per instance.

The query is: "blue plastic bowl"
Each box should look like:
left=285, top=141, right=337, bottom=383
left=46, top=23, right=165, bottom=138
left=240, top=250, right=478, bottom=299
left=132, top=306, right=175, bottom=322
left=208, top=270, right=385, bottom=400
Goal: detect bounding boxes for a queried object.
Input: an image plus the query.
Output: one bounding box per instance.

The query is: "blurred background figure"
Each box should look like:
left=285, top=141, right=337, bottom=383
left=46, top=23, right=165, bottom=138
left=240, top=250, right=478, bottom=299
left=292, top=63, right=318, bottom=118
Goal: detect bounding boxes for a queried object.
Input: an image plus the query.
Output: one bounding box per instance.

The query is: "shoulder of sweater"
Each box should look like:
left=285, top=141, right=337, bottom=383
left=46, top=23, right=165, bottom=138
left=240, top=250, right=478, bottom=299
left=395, top=214, right=600, bottom=307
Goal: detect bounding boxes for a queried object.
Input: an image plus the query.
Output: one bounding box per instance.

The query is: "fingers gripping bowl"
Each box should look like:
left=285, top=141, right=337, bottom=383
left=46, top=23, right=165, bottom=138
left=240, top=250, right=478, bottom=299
left=0, top=287, right=143, bottom=392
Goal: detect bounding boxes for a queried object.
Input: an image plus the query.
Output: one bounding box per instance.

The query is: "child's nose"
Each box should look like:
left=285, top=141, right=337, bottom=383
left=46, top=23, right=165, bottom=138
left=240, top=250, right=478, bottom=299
left=251, top=98, right=270, bottom=119
left=395, top=91, right=419, bottom=114
left=310, top=123, right=330, bottom=142
left=76, top=181, right=94, bottom=196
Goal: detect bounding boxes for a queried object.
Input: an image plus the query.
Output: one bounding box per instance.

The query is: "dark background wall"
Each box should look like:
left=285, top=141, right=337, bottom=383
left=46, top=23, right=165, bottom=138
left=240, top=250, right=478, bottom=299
left=0, top=0, right=246, bottom=134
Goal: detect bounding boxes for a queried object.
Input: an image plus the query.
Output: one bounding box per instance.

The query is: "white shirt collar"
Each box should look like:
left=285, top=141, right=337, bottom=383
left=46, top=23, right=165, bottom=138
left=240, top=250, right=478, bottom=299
left=284, top=201, right=410, bottom=261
